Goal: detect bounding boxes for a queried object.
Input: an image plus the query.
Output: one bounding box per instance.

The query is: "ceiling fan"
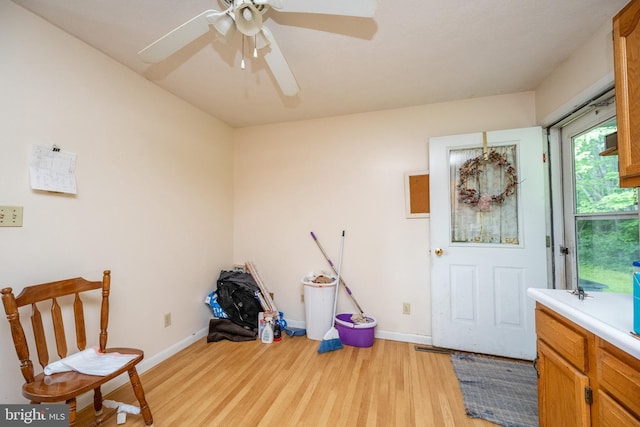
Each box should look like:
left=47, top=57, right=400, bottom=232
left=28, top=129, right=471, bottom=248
left=138, top=0, right=379, bottom=97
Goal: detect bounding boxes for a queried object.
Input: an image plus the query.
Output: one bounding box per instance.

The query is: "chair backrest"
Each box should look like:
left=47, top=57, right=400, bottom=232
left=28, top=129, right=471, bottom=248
left=1, top=270, right=111, bottom=383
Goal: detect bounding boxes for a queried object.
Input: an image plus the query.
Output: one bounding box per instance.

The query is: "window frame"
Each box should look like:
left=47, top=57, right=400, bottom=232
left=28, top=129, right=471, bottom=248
left=558, top=99, right=638, bottom=292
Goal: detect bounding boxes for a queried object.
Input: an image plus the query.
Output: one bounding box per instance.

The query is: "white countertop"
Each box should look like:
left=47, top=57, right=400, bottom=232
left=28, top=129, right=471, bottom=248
left=527, top=288, right=640, bottom=360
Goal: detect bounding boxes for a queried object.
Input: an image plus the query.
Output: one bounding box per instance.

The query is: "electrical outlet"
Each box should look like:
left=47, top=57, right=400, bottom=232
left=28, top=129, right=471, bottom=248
left=0, top=206, right=23, bottom=227
left=402, top=303, right=411, bottom=315
left=164, top=312, right=172, bottom=328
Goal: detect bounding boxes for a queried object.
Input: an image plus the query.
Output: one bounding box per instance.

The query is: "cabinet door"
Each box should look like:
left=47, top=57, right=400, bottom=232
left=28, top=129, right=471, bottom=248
left=538, top=340, right=591, bottom=427
left=614, top=0, right=640, bottom=186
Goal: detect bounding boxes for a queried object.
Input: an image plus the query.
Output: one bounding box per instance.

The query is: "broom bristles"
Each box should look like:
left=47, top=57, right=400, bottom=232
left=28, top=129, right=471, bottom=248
left=318, top=230, right=345, bottom=355
left=317, top=327, right=343, bottom=354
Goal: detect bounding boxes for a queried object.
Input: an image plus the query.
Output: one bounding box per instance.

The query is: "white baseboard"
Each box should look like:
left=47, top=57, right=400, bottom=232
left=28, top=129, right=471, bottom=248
left=283, top=319, right=305, bottom=329
left=374, top=330, right=432, bottom=345
left=287, top=318, right=432, bottom=345
left=136, top=327, right=208, bottom=374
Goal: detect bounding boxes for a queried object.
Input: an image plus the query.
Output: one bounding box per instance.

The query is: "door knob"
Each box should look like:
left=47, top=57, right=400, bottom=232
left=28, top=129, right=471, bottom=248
left=434, top=248, right=443, bottom=256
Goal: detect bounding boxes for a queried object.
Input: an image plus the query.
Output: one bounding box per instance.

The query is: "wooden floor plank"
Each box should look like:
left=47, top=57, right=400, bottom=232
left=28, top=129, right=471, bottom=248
left=76, top=336, right=496, bottom=426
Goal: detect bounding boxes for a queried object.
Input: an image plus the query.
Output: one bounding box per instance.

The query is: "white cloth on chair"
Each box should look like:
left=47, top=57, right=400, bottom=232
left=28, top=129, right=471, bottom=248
left=44, top=346, right=138, bottom=376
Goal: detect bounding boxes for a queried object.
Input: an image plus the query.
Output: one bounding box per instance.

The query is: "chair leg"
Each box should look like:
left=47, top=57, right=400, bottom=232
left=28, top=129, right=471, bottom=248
left=66, top=398, right=77, bottom=427
left=128, top=367, right=154, bottom=426
left=93, top=386, right=103, bottom=416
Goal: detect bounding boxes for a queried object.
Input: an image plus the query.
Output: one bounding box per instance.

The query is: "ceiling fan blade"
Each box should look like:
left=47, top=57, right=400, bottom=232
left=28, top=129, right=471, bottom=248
left=259, top=27, right=300, bottom=97
left=264, top=0, right=378, bottom=18
left=138, top=9, right=222, bottom=63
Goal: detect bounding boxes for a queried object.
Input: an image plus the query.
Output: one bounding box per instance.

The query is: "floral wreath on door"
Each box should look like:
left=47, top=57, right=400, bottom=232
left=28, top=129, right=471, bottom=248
left=450, top=144, right=519, bottom=244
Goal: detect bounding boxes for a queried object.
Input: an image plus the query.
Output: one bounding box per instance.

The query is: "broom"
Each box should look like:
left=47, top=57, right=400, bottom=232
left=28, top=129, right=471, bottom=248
left=318, top=230, right=345, bottom=354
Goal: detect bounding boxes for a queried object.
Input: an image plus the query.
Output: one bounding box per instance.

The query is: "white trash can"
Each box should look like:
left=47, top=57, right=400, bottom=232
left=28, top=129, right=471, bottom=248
left=302, top=275, right=337, bottom=340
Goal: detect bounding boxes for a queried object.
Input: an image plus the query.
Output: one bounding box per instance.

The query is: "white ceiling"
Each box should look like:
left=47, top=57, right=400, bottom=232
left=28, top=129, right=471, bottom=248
left=12, top=0, right=628, bottom=128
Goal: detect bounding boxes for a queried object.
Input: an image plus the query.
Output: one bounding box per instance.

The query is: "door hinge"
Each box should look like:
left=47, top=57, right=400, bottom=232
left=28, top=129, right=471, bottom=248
left=585, top=386, right=593, bottom=405
left=560, top=245, right=569, bottom=255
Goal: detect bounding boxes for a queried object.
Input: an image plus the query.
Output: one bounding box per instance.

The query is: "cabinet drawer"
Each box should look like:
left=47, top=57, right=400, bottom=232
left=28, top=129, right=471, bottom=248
left=597, top=338, right=640, bottom=419
left=598, top=390, right=640, bottom=426
left=535, top=306, right=588, bottom=371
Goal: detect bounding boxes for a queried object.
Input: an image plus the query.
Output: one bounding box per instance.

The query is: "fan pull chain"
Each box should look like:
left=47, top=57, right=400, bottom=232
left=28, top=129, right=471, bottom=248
left=241, top=36, right=246, bottom=70
left=253, top=35, right=258, bottom=58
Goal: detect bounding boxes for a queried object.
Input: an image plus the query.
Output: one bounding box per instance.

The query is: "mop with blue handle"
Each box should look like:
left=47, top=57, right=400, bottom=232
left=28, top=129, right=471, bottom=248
left=318, top=230, right=345, bottom=354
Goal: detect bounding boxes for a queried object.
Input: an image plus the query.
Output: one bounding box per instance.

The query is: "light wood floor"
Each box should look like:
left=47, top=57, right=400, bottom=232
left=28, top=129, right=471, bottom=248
left=77, top=336, right=496, bottom=426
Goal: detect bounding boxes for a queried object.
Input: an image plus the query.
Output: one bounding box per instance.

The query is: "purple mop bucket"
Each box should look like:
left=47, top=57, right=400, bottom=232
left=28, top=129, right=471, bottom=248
left=335, top=313, right=377, bottom=347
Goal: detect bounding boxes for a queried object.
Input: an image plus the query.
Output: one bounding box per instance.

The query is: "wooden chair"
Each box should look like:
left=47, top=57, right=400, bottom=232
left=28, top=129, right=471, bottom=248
left=1, top=270, right=154, bottom=427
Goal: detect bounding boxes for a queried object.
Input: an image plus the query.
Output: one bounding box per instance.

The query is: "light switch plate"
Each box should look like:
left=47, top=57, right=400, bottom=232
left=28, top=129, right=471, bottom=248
left=0, top=206, right=23, bottom=227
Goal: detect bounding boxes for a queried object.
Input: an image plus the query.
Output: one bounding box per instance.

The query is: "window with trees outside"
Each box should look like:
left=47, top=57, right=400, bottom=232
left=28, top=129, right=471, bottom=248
left=564, top=112, right=638, bottom=293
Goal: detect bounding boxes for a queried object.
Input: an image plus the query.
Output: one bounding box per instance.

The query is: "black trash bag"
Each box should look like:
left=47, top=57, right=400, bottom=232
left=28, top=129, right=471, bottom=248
left=216, top=270, right=262, bottom=332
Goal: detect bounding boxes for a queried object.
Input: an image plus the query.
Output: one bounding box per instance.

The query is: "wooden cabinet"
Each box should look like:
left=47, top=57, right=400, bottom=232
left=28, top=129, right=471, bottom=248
left=536, top=307, right=591, bottom=426
left=535, top=303, right=640, bottom=426
left=596, top=338, right=640, bottom=426
left=537, top=340, right=591, bottom=426
left=613, top=0, right=640, bottom=187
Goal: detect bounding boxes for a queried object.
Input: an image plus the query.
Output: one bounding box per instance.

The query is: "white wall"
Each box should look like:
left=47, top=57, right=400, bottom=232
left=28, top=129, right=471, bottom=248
left=0, top=2, right=234, bottom=404
left=535, top=21, right=616, bottom=125
left=233, top=93, right=536, bottom=342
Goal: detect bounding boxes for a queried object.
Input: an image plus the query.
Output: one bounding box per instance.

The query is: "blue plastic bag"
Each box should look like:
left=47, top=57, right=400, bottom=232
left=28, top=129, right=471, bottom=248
left=205, top=290, right=229, bottom=319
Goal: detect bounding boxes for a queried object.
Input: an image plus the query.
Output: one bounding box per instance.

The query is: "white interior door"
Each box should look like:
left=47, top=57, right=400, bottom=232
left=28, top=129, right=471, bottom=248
left=429, top=127, right=548, bottom=360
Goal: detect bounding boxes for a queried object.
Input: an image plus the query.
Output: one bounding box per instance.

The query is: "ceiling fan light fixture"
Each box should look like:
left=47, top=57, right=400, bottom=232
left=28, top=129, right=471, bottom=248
left=138, top=0, right=378, bottom=97
left=235, top=3, right=262, bottom=36
left=209, top=12, right=235, bottom=39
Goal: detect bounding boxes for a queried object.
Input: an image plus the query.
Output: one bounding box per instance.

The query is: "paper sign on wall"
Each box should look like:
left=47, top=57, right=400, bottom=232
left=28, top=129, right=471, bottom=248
left=29, top=145, right=77, bottom=194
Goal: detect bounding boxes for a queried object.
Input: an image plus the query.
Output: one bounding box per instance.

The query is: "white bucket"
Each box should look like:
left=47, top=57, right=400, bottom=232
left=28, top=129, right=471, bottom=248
left=302, top=275, right=337, bottom=340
